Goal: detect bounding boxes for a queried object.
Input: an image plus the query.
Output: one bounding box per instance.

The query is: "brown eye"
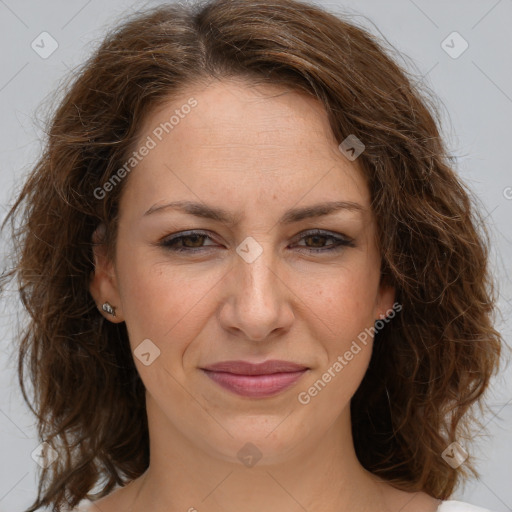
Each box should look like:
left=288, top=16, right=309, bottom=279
left=160, top=231, right=217, bottom=252
left=293, top=230, right=355, bottom=253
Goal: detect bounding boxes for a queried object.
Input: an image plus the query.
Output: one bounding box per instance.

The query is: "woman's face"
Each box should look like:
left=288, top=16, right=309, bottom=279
left=91, top=78, right=395, bottom=464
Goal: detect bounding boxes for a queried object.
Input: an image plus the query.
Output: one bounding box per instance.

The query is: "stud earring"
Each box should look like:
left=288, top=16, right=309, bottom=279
left=101, top=302, right=116, bottom=317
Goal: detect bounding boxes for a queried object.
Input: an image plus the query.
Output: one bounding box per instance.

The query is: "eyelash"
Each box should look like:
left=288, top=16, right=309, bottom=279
left=159, top=229, right=355, bottom=254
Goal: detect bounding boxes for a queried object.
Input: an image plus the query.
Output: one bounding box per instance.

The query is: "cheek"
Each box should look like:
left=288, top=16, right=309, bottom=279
left=301, top=341, right=373, bottom=429
left=304, top=261, right=380, bottom=337
left=296, top=270, right=378, bottom=417
left=115, top=248, right=223, bottom=351
left=115, top=257, right=220, bottom=397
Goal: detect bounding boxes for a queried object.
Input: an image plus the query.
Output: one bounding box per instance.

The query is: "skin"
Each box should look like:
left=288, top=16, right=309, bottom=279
left=89, top=78, right=441, bottom=512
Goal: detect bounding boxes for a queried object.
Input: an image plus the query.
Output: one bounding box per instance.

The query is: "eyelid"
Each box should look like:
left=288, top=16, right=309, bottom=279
left=292, top=228, right=353, bottom=243
left=159, top=229, right=217, bottom=246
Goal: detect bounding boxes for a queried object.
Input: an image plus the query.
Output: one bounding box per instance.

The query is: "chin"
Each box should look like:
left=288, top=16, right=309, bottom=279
left=202, top=414, right=313, bottom=467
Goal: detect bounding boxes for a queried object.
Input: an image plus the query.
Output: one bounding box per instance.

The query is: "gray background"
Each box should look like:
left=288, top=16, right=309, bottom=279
left=0, top=0, right=511, bottom=511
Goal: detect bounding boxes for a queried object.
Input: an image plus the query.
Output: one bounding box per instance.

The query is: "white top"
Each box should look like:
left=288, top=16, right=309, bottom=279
left=437, top=501, right=494, bottom=512
left=74, top=499, right=494, bottom=511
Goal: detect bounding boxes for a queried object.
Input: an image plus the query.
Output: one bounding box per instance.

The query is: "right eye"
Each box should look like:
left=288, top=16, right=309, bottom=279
left=159, top=230, right=219, bottom=253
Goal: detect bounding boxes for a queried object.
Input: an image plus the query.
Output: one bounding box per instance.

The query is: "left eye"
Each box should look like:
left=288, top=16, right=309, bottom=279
left=294, top=230, right=355, bottom=252
left=159, top=229, right=354, bottom=253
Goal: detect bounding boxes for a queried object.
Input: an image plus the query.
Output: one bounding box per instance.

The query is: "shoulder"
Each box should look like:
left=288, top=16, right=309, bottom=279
left=437, top=500, right=495, bottom=512
left=71, top=499, right=113, bottom=511
left=71, top=484, right=133, bottom=511
left=73, top=496, right=494, bottom=512
left=70, top=501, right=94, bottom=511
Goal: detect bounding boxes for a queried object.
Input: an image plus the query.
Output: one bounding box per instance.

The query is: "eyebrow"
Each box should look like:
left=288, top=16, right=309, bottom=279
left=143, top=200, right=365, bottom=225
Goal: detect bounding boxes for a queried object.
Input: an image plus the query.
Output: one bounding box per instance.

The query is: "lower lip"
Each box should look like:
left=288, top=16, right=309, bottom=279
left=202, top=369, right=308, bottom=398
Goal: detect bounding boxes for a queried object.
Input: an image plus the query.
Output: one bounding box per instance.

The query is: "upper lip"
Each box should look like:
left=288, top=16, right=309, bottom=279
left=202, top=360, right=308, bottom=375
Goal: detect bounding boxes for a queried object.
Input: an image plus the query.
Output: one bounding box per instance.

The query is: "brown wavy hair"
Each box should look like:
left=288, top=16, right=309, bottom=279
left=0, top=0, right=503, bottom=510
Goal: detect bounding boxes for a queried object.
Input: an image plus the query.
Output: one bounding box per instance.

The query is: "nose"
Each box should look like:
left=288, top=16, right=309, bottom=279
left=218, top=239, right=294, bottom=342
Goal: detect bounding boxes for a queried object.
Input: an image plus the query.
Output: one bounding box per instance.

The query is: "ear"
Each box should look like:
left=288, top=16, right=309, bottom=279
left=374, top=279, right=397, bottom=322
left=89, top=223, right=124, bottom=323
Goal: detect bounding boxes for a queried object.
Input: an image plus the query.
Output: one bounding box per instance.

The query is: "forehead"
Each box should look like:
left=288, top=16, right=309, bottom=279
left=140, top=79, right=343, bottom=163
left=122, top=79, right=370, bottom=216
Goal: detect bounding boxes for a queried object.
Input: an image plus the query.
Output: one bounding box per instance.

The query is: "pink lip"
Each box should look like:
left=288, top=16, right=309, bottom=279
left=201, top=360, right=309, bottom=398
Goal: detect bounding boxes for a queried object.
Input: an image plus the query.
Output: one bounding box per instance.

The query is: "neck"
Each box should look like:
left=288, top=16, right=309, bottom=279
left=129, top=394, right=390, bottom=512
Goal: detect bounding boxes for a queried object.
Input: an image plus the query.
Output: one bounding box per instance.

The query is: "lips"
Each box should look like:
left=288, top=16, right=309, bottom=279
left=201, top=360, right=309, bottom=398
left=202, top=360, right=308, bottom=375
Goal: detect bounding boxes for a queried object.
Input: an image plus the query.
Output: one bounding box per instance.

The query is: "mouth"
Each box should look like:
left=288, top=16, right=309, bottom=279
left=200, top=360, right=309, bottom=398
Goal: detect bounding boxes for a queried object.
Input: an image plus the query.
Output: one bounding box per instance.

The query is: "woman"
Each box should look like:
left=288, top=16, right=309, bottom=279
left=1, top=0, right=503, bottom=511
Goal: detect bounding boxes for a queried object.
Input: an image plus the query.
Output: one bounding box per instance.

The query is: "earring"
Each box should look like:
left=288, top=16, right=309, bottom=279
left=102, top=302, right=116, bottom=317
